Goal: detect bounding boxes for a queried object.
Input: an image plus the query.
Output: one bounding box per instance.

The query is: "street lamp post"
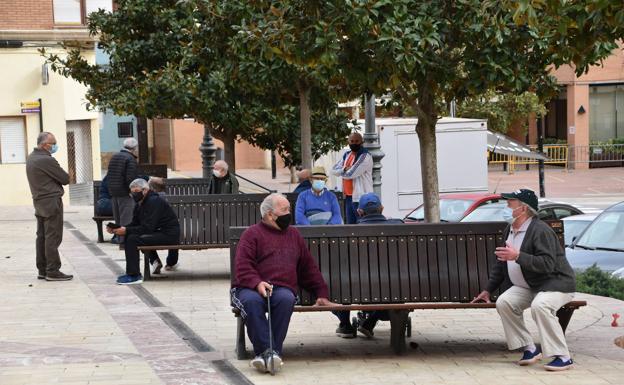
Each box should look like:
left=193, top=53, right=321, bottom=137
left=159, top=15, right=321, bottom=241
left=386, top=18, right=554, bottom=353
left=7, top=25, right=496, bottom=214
left=199, top=123, right=217, bottom=178
left=363, top=93, right=385, bottom=197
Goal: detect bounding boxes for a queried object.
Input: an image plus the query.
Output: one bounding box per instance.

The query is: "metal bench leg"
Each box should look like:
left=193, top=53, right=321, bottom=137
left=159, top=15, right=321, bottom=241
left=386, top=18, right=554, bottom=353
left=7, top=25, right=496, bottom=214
left=143, top=252, right=151, bottom=281
left=96, top=221, right=104, bottom=243
left=236, top=315, right=247, bottom=360
left=389, top=309, right=410, bottom=355
left=556, top=307, right=576, bottom=333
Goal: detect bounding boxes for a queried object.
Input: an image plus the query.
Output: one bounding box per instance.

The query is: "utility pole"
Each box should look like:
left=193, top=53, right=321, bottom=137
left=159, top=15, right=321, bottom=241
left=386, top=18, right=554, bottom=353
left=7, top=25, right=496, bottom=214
left=537, top=116, right=546, bottom=197
left=199, top=124, right=217, bottom=178
left=363, top=93, right=385, bottom=197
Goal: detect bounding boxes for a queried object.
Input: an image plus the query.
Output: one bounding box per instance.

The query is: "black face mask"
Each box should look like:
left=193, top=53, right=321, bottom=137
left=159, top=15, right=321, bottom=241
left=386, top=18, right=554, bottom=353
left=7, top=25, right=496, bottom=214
left=349, top=143, right=362, bottom=152
left=274, top=213, right=292, bottom=230
left=131, top=191, right=144, bottom=203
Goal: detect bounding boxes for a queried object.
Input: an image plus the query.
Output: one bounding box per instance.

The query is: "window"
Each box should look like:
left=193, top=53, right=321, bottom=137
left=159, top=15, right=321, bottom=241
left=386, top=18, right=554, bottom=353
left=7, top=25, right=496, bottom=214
left=589, top=84, right=624, bottom=141
left=54, top=0, right=112, bottom=25
left=0, top=117, right=27, bottom=164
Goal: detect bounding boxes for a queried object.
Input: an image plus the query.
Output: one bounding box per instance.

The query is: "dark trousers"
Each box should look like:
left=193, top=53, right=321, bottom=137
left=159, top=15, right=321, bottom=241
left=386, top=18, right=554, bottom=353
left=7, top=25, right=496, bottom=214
left=112, top=196, right=134, bottom=243
left=124, top=232, right=178, bottom=276
left=345, top=195, right=359, bottom=224
left=149, top=249, right=179, bottom=267
left=34, top=197, right=63, bottom=274
left=232, top=287, right=296, bottom=356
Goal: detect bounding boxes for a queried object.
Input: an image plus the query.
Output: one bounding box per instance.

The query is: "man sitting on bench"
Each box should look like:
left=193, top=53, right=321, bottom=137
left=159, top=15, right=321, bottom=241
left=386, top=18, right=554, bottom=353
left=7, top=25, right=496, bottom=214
left=354, top=192, right=404, bottom=338
left=472, top=189, right=576, bottom=371
left=231, top=193, right=334, bottom=373
left=107, top=178, right=180, bottom=285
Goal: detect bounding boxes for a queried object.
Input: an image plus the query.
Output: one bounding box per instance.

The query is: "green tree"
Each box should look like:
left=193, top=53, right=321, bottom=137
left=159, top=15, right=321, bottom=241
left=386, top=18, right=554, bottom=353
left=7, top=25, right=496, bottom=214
left=229, top=1, right=355, bottom=169
left=43, top=0, right=350, bottom=173
left=333, top=0, right=624, bottom=222
left=457, top=91, right=547, bottom=135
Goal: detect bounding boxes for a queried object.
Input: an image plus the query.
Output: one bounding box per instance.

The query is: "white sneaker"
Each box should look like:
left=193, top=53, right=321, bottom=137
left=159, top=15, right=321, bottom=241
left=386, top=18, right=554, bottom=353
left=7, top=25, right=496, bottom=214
left=150, top=259, right=163, bottom=275
left=250, top=355, right=266, bottom=373
left=265, top=352, right=283, bottom=373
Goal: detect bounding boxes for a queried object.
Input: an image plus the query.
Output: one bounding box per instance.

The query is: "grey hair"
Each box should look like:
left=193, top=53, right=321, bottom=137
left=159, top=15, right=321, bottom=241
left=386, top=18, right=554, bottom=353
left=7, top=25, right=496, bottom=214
left=260, top=193, right=286, bottom=217
left=37, top=132, right=52, bottom=145
left=129, top=178, right=149, bottom=190
left=521, top=202, right=538, bottom=217
left=148, top=177, right=165, bottom=192
left=123, top=137, right=138, bottom=150
left=214, top=160, right=228, bottom=172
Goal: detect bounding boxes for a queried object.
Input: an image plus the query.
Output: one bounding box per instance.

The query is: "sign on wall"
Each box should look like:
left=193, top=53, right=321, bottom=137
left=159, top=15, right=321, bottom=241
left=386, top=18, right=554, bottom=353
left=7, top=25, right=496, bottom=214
left=20, top=101, right=41, bottom=113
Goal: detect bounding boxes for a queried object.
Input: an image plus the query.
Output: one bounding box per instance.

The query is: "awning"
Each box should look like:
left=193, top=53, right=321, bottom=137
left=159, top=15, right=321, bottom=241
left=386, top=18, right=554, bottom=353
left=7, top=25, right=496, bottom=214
left=487, top=130, right=548, bottom=160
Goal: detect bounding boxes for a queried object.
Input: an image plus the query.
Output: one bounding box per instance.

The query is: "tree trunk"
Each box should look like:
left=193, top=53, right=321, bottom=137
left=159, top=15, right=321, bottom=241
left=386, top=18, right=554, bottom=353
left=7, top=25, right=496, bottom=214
left=298, top=80, right=312, bottom=169
left=416, top=116, right=440, bottom=223
left=210, top=126, right=237, bottom=173
left=222, top=132, right=237, bottom=173
left=413, top=96, right=440, bottom=223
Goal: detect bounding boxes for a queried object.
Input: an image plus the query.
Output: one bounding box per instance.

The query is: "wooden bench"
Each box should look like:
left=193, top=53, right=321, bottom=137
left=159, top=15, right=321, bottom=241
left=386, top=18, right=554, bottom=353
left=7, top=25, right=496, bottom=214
left=92, top=178, right=214, bottom=242
left=229, top=222, right=586, bottom=357
left=137, top=192, right=344, bottom=279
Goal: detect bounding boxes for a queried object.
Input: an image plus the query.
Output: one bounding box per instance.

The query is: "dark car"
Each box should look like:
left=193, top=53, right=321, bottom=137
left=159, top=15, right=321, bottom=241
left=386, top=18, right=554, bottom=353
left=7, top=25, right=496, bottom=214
left=404, top=193, right=502, bottom=222
left=566, top=201, right=624, bottom=272
left=460, top=199, right=583, bottom=223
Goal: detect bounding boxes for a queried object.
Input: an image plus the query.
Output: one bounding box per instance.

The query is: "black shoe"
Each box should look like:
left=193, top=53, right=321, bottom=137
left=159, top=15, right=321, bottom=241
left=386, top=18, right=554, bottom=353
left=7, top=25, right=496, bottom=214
left=45, top=271, right=74, bottom=281
left=37, top=271, right=46, bottom=280
left=358, top=319, right=376, bottom=338
left=336, top=323, right=356, bottom=338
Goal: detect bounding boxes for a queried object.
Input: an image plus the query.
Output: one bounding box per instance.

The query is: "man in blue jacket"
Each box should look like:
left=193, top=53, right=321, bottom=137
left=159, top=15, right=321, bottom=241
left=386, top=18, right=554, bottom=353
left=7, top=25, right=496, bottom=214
left=295, top=166, right=342, bottom=225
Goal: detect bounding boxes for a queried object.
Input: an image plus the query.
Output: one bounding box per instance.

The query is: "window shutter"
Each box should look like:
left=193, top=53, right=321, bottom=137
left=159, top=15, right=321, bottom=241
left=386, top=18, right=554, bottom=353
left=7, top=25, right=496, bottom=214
left=53, top=0, right=82, bottom=24
left=0, top=117, right=27, bottom=164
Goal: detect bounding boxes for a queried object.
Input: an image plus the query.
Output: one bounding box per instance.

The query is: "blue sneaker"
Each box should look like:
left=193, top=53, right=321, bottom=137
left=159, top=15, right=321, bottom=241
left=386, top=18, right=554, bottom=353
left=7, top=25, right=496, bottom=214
left=518, top=346, right=542, bottom=366
left=116, top=274, right=143, bottom=285
left=544, top=357, right=574, bottom=371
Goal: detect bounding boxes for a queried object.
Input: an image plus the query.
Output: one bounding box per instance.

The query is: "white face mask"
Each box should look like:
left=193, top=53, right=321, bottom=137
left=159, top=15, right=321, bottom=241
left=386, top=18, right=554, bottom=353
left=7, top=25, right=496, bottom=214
left=213, top=169, right=222, bottom=178
left=501, top=206, right=520, bottom=224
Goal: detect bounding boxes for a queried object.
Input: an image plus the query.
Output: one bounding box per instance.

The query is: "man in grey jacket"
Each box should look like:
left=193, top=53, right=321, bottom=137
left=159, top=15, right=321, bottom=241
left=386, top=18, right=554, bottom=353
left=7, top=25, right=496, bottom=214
left=472, top=189, right=576, bottom=371
left=26, top=132, right=73, bottom=281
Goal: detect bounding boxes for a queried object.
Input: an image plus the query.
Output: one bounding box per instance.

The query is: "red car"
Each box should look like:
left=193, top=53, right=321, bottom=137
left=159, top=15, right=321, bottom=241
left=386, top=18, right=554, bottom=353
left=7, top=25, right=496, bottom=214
left=404, top=192, right=502, bottom=222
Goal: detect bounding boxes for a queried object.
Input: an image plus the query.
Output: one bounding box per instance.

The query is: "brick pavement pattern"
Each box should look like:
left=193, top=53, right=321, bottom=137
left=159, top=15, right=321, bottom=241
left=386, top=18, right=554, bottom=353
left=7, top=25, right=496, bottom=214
left=1, top=204, right=624, bottom=385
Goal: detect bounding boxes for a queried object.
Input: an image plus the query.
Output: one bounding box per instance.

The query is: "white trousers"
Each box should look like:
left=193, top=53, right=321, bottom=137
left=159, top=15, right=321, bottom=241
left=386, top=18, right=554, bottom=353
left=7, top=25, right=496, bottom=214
left=496, top=285, right=573, bottom=357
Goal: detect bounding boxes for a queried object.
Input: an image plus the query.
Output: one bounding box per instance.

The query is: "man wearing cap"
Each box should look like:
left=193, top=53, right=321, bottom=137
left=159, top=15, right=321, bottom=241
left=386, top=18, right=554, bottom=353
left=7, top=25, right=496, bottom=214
left=472, top=189, right=576, bottom=371
left=294, top=166, right=343, bottom=225
left=331, top=132, right=373, bottom=224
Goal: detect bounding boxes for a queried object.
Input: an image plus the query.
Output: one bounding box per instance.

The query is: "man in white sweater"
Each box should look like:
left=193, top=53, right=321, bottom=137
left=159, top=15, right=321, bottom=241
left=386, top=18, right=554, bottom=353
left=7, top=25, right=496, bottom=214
left=331, top=132, right=373, bottom=225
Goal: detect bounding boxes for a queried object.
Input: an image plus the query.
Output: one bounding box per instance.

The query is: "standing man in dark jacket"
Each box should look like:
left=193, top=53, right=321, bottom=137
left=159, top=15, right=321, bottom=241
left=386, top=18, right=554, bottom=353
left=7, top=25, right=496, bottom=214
left=26, top=132, right=73, bottom=281
left=472, top=189, right=576, bottom=371
left=107, top=138, right=139, bottom=245
left=208, top=160, right=239, bottom=194
left=107, top=178, right=180, bottom=285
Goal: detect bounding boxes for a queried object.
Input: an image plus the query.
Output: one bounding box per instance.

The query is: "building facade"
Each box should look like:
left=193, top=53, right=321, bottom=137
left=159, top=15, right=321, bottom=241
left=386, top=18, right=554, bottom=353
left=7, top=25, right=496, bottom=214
left=0, top=0, right=110, bottom=205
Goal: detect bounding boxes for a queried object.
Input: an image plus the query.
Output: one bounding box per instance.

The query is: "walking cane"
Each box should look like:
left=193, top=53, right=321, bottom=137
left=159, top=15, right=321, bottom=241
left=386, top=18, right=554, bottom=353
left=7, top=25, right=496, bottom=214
left=266, top=285, right=275, bottom=375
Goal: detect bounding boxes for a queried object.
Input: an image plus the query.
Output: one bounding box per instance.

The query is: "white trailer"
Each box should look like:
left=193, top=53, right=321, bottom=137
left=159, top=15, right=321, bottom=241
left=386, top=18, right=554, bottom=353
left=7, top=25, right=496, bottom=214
left=315, top=117, right=489, bottom=219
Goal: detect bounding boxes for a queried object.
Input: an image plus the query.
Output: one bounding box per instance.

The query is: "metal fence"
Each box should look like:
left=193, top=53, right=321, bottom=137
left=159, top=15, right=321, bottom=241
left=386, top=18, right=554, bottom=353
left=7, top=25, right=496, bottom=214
left=488, top=144, right=624, bottom=173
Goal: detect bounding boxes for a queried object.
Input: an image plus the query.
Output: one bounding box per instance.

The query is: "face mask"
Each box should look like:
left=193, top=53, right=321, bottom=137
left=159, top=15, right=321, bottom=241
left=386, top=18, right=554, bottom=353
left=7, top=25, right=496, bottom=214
left=131, top=191, right=144, bottom=203
left=501, top=206, right=519, bottom=224
left=213, top=169, right=222, bottom=178
left=312, top=180, right=325, bottom=191
left=274, top=213, right=291, bottom=230
left=50, top=144, right=58, bottom=154
left=349, top=143, right=361, bottom=152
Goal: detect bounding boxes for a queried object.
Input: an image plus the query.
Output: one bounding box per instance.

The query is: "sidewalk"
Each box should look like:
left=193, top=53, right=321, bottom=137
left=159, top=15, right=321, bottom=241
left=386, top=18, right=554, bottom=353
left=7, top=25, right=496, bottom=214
left=1, top=205, right=624, bottom=385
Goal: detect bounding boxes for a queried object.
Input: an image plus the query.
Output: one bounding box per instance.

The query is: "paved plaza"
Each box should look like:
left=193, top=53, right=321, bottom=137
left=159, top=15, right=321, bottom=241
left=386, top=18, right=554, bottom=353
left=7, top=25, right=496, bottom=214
left=1, top=199, right=624, bottom=385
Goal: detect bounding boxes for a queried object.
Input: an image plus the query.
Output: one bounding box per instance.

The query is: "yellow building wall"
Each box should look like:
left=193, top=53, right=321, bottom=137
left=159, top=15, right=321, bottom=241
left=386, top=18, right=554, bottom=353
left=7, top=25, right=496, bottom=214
left=0, top=47, right=98, bottom=205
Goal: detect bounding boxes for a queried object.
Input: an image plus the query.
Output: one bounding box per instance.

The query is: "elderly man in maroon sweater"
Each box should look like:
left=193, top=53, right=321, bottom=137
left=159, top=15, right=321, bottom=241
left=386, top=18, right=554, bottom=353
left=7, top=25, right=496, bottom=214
left=232, top=193, right=334, bottom=373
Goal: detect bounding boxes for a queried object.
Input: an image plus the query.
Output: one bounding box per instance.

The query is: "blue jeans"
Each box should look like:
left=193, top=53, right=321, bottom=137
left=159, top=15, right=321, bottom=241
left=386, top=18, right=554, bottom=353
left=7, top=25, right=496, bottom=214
left=232, top=287, right=296, bottom=356
left=345, top=196, right=359, bottom=224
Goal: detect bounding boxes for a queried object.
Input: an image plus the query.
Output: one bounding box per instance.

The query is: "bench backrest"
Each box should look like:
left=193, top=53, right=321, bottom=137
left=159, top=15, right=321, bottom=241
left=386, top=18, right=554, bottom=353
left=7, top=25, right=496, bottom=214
left=166, top=192, right=345, bottom=247
left=230, top=223, right=509, bottom=305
